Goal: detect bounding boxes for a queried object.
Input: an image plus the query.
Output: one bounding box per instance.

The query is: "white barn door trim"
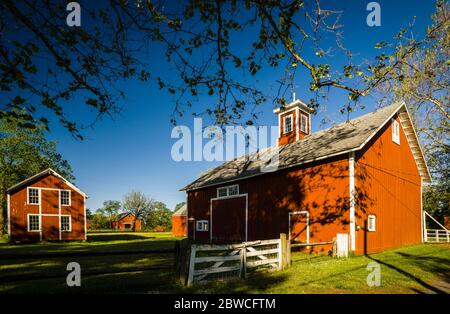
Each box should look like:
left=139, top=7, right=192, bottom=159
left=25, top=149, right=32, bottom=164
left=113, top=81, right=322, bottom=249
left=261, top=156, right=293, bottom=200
left=288, top=211, right=310, bottom=243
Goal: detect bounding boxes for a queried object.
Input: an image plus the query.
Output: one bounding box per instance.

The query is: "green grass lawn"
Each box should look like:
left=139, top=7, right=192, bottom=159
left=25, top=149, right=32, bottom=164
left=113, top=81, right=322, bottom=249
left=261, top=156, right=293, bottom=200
left=0, top=231, right=180, bottom=256
left=188, top=243, right=450, bottom=294
left=0, top=232, right=449, bottom=294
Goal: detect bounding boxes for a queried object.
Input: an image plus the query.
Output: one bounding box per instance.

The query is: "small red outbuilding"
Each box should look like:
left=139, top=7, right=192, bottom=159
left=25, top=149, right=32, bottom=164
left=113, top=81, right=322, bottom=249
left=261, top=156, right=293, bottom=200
left=172, top=204, right=187, bottom=237
left=111, top=213, right=142, bottom=231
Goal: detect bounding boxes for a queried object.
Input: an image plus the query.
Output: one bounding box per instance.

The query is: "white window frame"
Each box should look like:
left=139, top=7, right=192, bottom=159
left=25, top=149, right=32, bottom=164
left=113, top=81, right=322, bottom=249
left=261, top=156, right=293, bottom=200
left=27, top=187, right=40, bottom=205
left=60, top=190, right=71, bottom=206
left=216, top=184, right=239, bottom=198
left=300, top=114, right=308, bottom=133
left=27, top=214, right=41, bottom=232
left=60, top=215, right=72, bottom=232
left=196, top=220, right=209, bottom=232
left=368, top=214, right=376, bottom=232
left=392, top=119, right=400, bottom=145
left=283, top=114, right=293, bottom=134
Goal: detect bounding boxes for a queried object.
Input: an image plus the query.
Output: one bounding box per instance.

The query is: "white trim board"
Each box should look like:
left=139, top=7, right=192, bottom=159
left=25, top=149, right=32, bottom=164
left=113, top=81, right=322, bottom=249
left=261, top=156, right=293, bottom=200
left=6, top=168, right=88, bottom=197
left=349, top=152, right=356, bottom=251
left=84, top=195, right=87, bottom=240
left=288, top=211, right=310, bottom=243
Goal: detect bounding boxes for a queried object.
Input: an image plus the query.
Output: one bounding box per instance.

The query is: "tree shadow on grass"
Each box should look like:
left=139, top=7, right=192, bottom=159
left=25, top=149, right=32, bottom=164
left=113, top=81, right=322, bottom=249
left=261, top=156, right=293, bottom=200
left=87, top=233, right=154, bottom=242
left=0, top=268, right=180, bottom=294
left=0, top=258, right=289, bottom=294
left=365, top=253, right=448, bottom=294
left=183, top=272, right=291, bottom=294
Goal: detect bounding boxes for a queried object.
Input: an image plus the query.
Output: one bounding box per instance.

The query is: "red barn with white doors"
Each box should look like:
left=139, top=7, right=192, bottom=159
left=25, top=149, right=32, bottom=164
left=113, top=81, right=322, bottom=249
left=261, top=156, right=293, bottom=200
left=182, top=101, right=431, bottom=255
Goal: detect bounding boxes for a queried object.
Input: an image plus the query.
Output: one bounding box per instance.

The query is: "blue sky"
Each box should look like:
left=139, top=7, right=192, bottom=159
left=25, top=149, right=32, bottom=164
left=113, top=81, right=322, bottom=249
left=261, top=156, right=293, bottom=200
left=45, top=0, right=436, bottom=212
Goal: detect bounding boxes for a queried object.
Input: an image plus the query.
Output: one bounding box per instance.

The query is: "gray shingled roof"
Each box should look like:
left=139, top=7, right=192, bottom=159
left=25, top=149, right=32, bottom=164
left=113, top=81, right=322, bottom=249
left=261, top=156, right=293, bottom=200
left=182, top=102, right=420, bottom=191
left=114, top=213, right=132, bottom=221
left=172, top=204, right=187, bottom=216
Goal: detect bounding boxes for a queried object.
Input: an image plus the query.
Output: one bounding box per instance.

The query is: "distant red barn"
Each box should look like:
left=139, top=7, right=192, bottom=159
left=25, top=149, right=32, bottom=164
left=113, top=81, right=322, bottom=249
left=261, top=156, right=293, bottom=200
left=182, top=101, right=432, bottom=255
left=7, top=169, right=87, bottom=242
left=111, top=213, right=142, bottom=231
left=172, top=204, right=187, bottom=237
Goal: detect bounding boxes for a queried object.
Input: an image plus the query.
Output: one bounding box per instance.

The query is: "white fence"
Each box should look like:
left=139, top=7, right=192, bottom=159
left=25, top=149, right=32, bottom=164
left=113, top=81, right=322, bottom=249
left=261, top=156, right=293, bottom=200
left=424, top=211, right=450, bottom=243
left=425, top=229, right=450, bottom=243
left=187, top=236, right=289, bottom=286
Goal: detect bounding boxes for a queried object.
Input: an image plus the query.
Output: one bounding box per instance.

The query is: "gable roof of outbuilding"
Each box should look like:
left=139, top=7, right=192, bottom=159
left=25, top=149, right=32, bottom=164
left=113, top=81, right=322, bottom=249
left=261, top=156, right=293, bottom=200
left=6, top=168, right=87, bottom=197
left=182, top=102, right=431, bottom=191
left=113, top=212, right=140, bottom=222
left=172, top=204, right=187, bottom=216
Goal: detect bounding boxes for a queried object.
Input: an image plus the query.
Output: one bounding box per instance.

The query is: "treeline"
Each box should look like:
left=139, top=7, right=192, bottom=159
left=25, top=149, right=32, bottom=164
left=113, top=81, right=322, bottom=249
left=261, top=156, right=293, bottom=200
left=88, top=192, right=185, bottom=231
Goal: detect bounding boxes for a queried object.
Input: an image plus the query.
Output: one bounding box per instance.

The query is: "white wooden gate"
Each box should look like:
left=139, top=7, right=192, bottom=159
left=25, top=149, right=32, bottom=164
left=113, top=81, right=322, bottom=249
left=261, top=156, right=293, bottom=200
left=187, top=238, right=285, bottom=286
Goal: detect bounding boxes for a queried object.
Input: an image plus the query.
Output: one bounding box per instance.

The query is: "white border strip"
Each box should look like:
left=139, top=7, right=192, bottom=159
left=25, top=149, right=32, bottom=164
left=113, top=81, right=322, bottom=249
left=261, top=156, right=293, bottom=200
left=349, top=151, right=356, bottom=252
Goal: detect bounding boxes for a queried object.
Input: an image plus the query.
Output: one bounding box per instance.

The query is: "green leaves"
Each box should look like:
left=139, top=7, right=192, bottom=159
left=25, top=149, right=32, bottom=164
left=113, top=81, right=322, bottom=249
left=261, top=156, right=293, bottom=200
left=344, top=65, right=354, bottom=78
left=0, top=109, right=74, bottom=218
left=374, top=41, right=388, bottom=49
left=249, top=61, right=261, bottom=75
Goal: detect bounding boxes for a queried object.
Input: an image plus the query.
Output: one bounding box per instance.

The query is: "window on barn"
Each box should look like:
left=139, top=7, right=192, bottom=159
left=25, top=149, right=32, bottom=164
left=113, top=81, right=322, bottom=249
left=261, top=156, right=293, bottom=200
left=228, top=185, right=238, bottom=196
left=196, top=220, right=209, bottom=231
left=300, top=114, right=308, bottom=133
left=61, top=216, right=71, bottom=232
left=28, top=215, right=40, bottom=232
left=28, top=188, right=40, bottom=205
left=392, top=119, right=400, bottom=145
left=60, top=190, right=71, bottom=206
left=284, top=115, right=293, bottom=134
left=368, top=215, right=376, bottom=232
left=217, top=187, right=228, bottom=198
left=217, top=185, right=239, bottom=198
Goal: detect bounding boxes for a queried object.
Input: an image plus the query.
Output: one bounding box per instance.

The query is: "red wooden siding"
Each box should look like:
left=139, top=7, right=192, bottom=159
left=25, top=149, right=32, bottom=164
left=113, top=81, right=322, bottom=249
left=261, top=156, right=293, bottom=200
left=172, top=215, right=187, bottom=237
left=355, top=114, right=422, bottom=254
left=290, top=213, right=308, bottom=242
left=8, top=173, right=86, bottom=242
left=112, top=214, right=142, bottom=231
left=278, top=108, right=310, bottom=146
left=188, top=155, right=350, bottom=254
left=278, top=110, right=298, bottom=146
left=211, top=195, right=247, bottom=243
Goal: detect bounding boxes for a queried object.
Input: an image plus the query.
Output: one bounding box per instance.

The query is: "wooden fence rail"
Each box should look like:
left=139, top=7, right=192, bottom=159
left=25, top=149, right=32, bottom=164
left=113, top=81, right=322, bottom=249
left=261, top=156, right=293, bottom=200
left=176, top=234, right=290, bottom=286
left=425, top=229, right=450, bottom=243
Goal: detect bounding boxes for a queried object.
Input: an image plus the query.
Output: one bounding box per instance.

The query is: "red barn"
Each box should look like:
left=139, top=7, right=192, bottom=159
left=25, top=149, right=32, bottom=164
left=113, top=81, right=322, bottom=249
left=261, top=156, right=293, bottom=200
left=182, top=101, right=432, bottom=255
left=172, top=204, right=187, bottom=237
left=7, top=169, right=87, bottom=242
left=111, top=213, right=142, bottom=231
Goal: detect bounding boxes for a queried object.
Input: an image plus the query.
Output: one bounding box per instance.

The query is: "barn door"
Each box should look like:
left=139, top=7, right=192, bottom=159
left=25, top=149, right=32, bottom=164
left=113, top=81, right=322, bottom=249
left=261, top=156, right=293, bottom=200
left=41, top=189, right=60, bottom=241
left=42, top=216, right=59, bottom=241
left=41, top=189, right=58, bottom=215
left=289, top=211, right=309, bottom=243
left=211, top=195, right=247, bottom=243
